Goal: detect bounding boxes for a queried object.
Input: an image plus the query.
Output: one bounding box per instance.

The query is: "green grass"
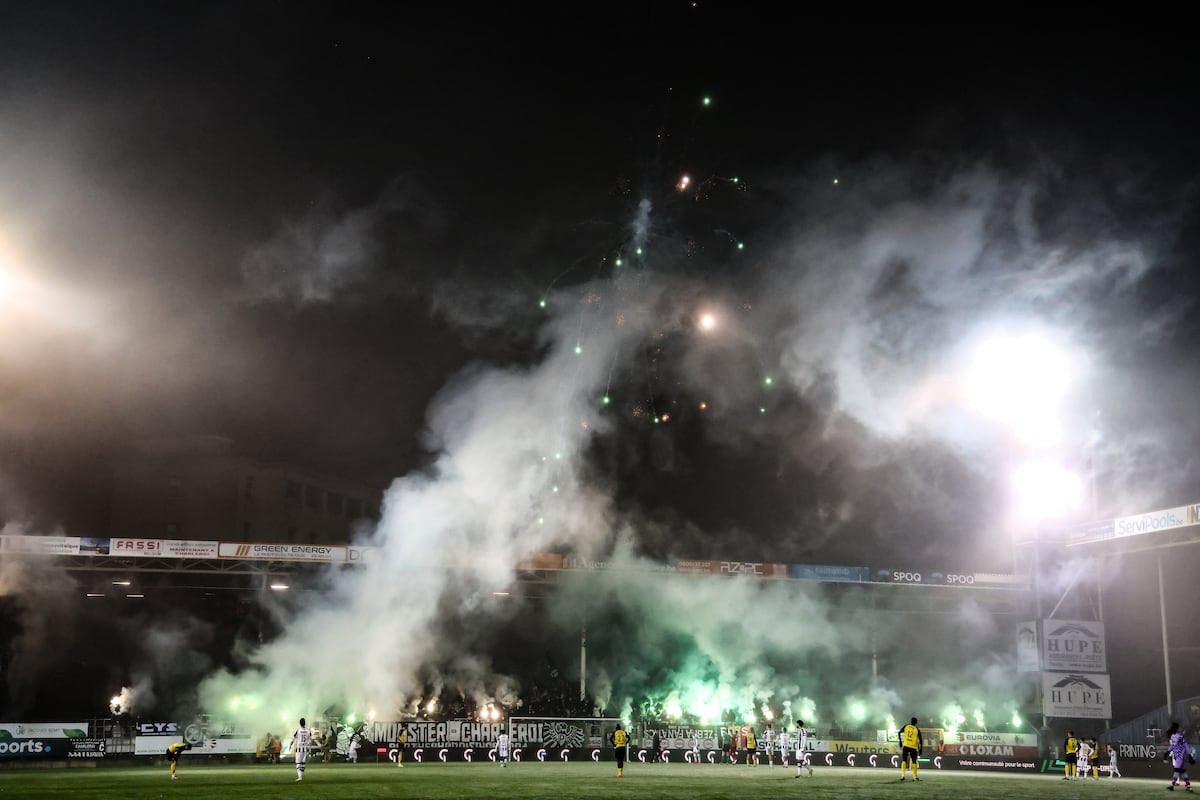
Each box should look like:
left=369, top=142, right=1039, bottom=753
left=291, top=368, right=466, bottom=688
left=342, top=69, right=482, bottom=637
left=0, top=762, right=1176, bottom=800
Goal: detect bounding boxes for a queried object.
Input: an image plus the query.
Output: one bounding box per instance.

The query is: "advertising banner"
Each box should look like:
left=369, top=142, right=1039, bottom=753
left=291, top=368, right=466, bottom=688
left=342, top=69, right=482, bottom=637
left=218, top=542, right=348, bottom=562
left=942, top=731, right=1040, bottom=759
left=67, top=739, right=107, bottom=759
left=515, top=553, right=564, bottom=571
left=0, top=723, right=89, bottom=738
left=1115, top=506, right=1190, bottom=539
left=0, top=536, right=81, bottom=556
left=135, top=735, right=257, bottom=755
left=1064, top=519, right=1116, bottom=547
left=1042, top=619, right=1105, bottom=672
left=0, top=738, right=71, bottom=759
left=788, top=564, right=869, bottom=583
left=1041, top=672, right=1112, bottom=719
left=79, top=537, right=110, bottom=555
left=676, top=559, right=716, bottom=574
left=111, top=538, right=219, bottom=558
left=1017, top=621, right=1041, bottom=672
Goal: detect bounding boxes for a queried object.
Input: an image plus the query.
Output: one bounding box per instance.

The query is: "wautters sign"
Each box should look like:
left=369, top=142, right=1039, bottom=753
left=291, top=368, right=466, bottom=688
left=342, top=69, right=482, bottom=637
left=1041, top=672, right=1112, bottom=719
left=1042, top=619, right=1105, bottom=672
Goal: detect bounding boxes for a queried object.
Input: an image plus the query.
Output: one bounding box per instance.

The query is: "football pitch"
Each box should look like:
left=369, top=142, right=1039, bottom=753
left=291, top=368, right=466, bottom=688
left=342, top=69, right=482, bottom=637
left=0, top=763, right=1175, bottom=800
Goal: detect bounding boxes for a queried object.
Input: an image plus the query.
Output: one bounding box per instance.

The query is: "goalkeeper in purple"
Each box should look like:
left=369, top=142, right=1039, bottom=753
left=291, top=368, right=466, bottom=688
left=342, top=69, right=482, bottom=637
left=1165, top=721, right=1195, bottom=791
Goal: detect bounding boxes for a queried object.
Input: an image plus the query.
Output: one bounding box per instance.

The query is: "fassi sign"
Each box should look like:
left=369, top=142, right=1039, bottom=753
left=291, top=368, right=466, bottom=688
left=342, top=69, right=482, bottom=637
left=113, top=538, right=163, bottom=553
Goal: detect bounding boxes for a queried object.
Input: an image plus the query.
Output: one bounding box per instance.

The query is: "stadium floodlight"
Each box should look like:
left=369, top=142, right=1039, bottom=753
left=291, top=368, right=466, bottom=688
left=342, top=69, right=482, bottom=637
left=269, top=582, right=288, bottom=591
left=1011, top=459, right=1085, bottom=521
left=112, top=580, right=131, bottom=586
left=961, top=331, right=1076, bottom=446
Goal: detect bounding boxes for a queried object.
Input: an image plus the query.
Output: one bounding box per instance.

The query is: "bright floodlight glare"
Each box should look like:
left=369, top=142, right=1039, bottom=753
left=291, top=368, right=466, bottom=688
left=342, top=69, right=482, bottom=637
left=270, top=583, right=289, bottom=591
left=698, top=312, right=717, bottom=331
left=963, top=333, right=1074, bottom=445
left=1012, top=459, right=1085, bottom=521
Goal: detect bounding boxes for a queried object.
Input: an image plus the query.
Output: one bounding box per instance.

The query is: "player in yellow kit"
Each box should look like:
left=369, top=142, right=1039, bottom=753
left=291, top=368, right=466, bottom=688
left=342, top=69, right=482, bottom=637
left=1063, top=731, right=1078, bottom=780
left=609, top=723, right=629, bottom=777
left=899, top=717, right=923, bottom=781
left=166, top=740, right=192, bottom=780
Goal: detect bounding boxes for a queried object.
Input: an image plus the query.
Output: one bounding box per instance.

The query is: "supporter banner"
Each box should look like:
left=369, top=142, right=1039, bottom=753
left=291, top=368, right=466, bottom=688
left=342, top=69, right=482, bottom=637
left=370, top=719, right=595, bottom=750
left=0, top=738, right=71, bottom=759
left=218, top=542, right=348, bottom=562
left=1017, top=621, right=1041, bottom=672
left=1042, top=672, right=1112, bottom=719
left=641, top=726, right=719, bottom=751
left=1042, top=619, right=1105, bottom=672
left=0, top=723, right=89, bottom=738
left=789, top=564, right=869, bottom=582
left=111, top=538, right=220, bottom=558
left=0, top=536, right=80, bottom=556
left=943, top=731, right=1040, bottom=758
left=67, top=739, right=106, bottom=759
left=135, top=735, right=256, bottom=755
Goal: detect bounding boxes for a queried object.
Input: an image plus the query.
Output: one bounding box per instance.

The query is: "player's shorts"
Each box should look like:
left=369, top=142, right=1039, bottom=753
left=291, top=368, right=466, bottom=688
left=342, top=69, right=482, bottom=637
left=498, top=748, right=509, bottom=759
left=901, top=746, right=918, bottom=764
left=166, top=749, right=179, bottom=762
left=295, top=746, right=308, bottom=764
left=1066, top=753, right=1077, bottom=765
left=614, top=746, right=626, bottom=767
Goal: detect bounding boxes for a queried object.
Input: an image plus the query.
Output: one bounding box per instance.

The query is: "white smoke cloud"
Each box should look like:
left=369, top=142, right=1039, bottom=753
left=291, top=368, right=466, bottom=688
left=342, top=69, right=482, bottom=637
left=199, top=156, right=1187, bottom=734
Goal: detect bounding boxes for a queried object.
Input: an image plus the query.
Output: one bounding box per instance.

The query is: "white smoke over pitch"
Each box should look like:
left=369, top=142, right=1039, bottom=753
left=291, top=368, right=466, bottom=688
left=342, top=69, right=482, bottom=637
left=199, top=159, right=1178, bottom=731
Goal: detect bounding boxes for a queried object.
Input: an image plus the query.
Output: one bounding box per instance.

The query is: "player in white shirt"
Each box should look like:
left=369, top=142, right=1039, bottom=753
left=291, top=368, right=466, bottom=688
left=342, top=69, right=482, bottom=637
left=794, top=720, right=814, bottom=777
left=690, top=734, right=701, bottom=765
left=291, top=718, right=312, bottom=782
left=497, top=731, right=510, bottom=766
left=1107, top=744, right=1121, bottom=778
left=348, top=734, right=360, bottom=763
left=778, top=728, right=791, bottom=767
left=761, top=724, right=776, bottom=767
left=1075, top=737, right=1092, bottom=780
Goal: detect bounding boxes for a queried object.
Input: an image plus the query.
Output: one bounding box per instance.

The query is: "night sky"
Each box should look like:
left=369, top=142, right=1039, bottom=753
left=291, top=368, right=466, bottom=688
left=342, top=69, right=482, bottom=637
left=2, top=4, right=1199, bottom=725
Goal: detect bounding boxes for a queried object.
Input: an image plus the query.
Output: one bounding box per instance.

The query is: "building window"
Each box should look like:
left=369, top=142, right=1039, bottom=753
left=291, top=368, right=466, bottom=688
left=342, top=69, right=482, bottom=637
left=286, top=480, right=300, bottom=500
left=305, top=485, right=321, bottom=510
left=167, top=476, right=183, bottom=495
left=326, top=492, right=343, bottom=515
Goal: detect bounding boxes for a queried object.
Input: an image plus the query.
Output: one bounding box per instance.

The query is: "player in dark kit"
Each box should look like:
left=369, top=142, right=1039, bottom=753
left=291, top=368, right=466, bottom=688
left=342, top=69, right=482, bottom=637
left=166, top=740, right=192, bottom=780
left=898, top=718, right=922, bottom=781
left=609, top=723, right=629, bottom=777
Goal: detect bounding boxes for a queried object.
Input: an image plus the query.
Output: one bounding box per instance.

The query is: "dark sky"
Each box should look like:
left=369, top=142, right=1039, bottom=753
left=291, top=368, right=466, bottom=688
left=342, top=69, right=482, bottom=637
left=2, top=4, right=1198, bottom=552
left=1, top=4, right=1199, bottom=722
